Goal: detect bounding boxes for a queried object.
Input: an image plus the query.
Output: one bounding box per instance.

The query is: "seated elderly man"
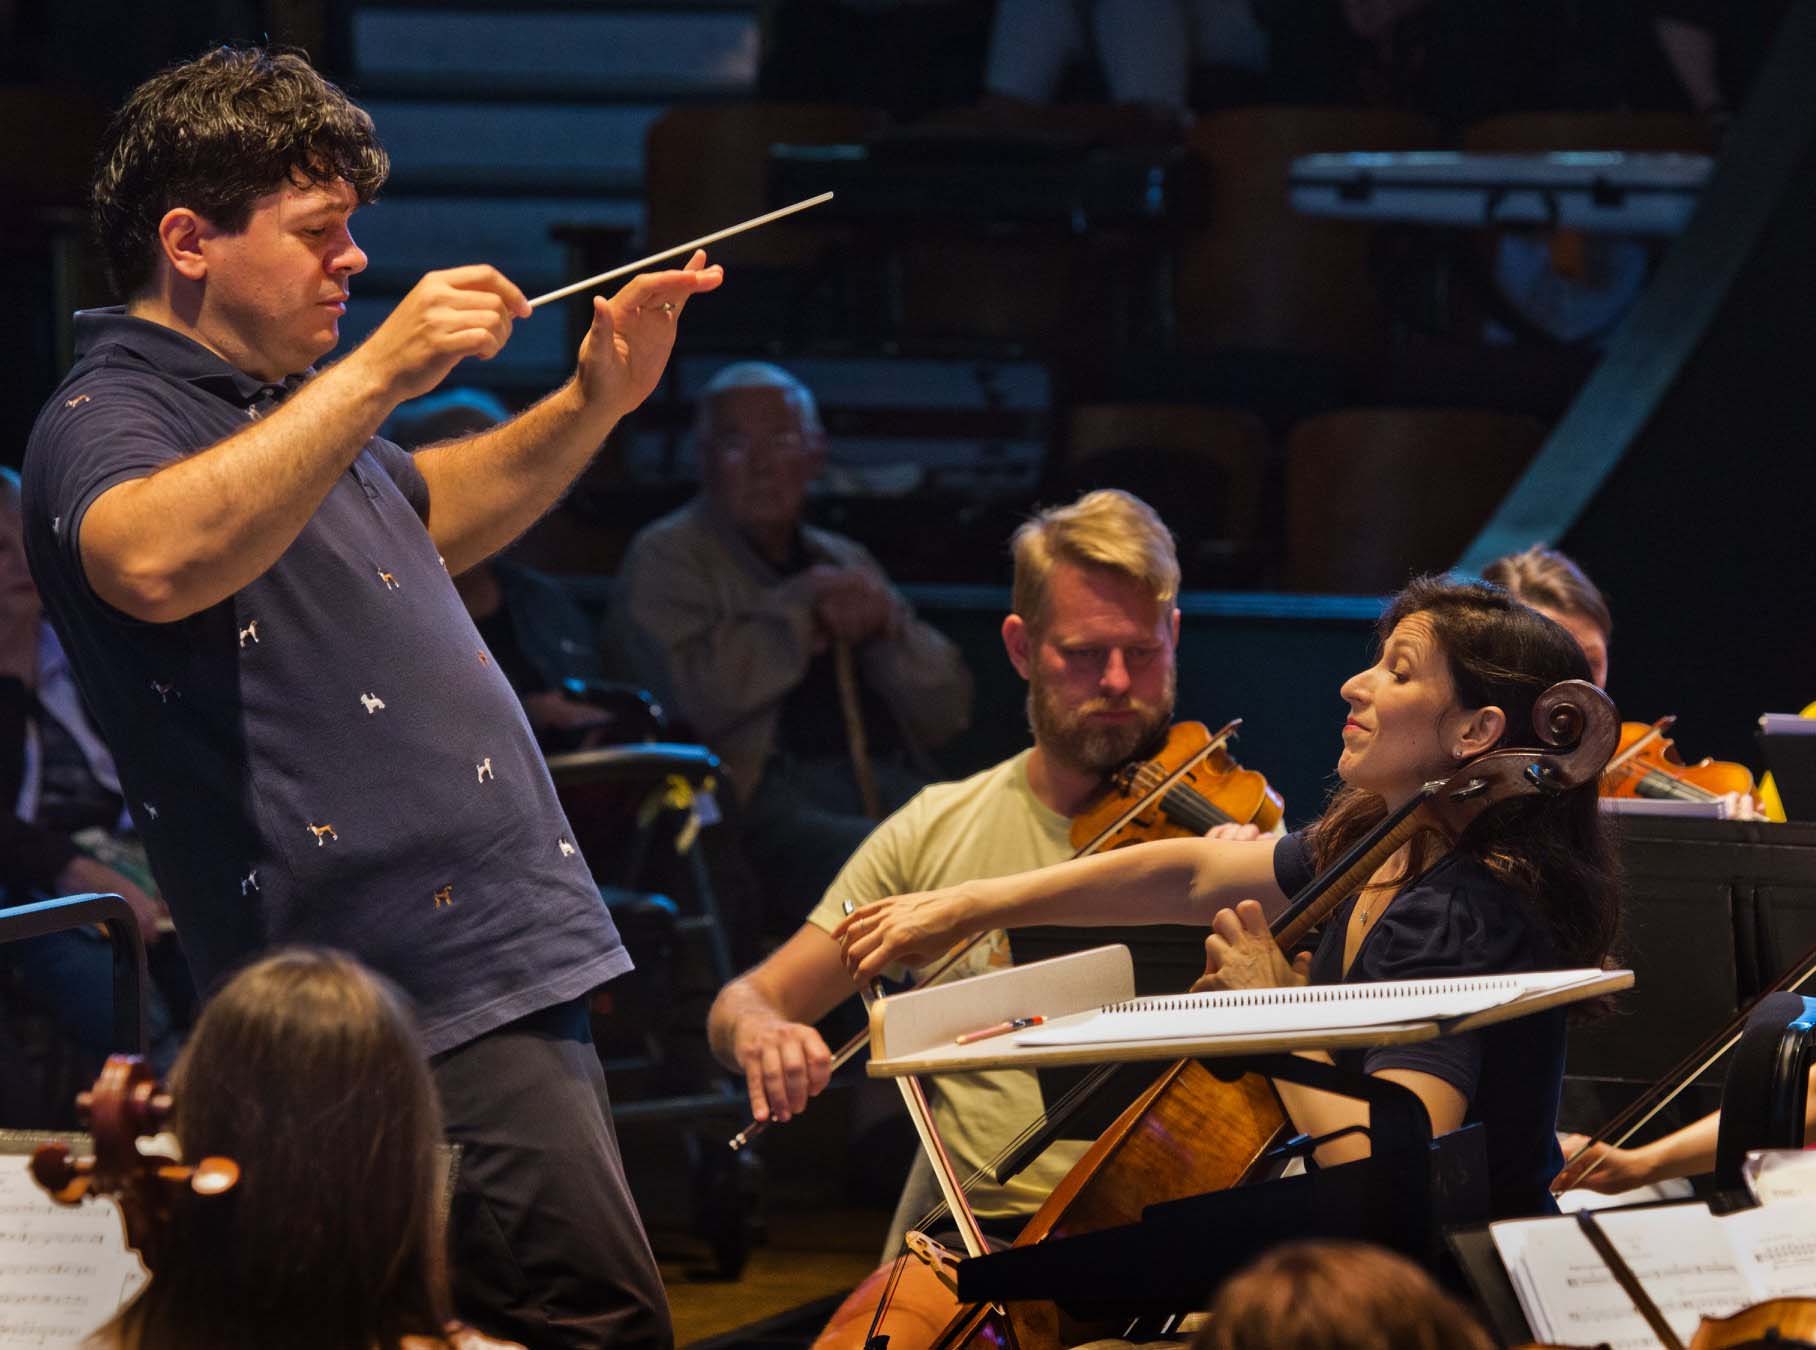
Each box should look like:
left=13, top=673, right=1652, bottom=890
left=619, top=362, right=971, bottom=933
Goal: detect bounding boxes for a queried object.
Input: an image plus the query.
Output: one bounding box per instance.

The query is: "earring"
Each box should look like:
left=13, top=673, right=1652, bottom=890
left=1453, top=747, right=1466, bottom=758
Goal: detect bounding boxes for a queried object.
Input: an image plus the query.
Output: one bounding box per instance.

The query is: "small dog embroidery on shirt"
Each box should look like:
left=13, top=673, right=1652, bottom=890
left=558, top=838, right=577, bottom=857
left=377, top=569, right=399, bottom=591
left=150, top=680, right=177, bottom=704
left=240, top=869, right=259, bottom=895
left=64, top=394, right=91, bottom=409
left=476, top=757, right=494, bottom=783
left=477, top=651, right=489, bottom=666
left=142, top=802, right=159, bottom=822
left=306, top=821, right=338, bottom=846
left=434, top=885, right=454, bottom=909
left=238, top=620, right=260, bottom=648
left=360, top=692, right=386, bottom=715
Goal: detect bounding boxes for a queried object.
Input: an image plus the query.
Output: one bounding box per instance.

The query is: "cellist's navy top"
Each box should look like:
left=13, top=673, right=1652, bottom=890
left=1274, top=829, right=1568, bottom=1218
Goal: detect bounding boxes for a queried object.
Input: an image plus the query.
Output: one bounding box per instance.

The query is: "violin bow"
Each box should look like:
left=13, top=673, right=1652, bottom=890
left=1559, top=939, right=1816, bottom=1190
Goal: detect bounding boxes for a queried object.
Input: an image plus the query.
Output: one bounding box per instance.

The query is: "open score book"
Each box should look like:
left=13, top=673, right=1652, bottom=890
left=865, top=947, right=1630, bottom=1076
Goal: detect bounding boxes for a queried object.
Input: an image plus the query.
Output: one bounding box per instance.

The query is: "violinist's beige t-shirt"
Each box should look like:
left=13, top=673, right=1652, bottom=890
left=806, top=749, right=1088, bottom=1222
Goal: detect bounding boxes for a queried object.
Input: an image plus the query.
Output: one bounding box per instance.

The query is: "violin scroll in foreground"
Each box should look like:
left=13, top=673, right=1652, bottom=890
left=30, top=1054, right=238, bottom=1274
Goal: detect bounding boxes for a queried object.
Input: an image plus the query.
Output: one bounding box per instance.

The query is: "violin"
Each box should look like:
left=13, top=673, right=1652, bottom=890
left=820, top=681, right=1618, bottom=1350
left=30, top=1054, right=238, bottom=1275
left=1601, top=717, right=1760, bottom=810
left=1070, top=720, right=1284, bottom=853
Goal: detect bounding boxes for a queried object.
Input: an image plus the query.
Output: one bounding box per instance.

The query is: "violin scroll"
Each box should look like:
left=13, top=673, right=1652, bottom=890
left=29, top=1054, right=239, bottom=1272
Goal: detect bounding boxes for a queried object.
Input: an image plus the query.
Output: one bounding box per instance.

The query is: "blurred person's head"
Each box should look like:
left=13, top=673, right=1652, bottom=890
left=1004, top=489, right=1181, bottom=774
left=93, top=46, right=388, bottom=379
left=1480, top=545, right=1610, bottom=689
left=387, top=387, right=510, bottom=449
left=102, top=947, right=453, bottom=1350
left=1195, top=1240, right=1495, bottom=1350
left=694, top=362, right=825, bottom=554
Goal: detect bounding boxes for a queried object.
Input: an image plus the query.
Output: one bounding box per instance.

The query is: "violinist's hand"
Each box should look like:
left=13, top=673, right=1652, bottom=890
left=732, top=1013, right=832, bottom=1125
left=833, top=887, right=976, bottom=984
left=1721, top=791, right=1767, bottom=822
left=1205, top=822, right=1263, bottom=842
left=1552, top=1133, right=1657, bottom=1194
left=1192, top=899, right=1307, bottom=993
left=576, top=249, right=724, bottom=425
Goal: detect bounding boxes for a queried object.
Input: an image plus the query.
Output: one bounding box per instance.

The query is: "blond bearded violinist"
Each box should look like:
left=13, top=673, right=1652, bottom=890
left=707, top=490, right=1271, bottom=1255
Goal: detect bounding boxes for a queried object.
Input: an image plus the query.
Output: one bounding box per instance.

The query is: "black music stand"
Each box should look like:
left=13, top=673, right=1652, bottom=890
left=956, top=1052, right=1491, bottom=1323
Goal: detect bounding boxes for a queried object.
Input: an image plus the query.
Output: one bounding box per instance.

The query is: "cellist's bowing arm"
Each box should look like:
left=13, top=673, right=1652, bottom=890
left=834, top=835, right=1288, bottom=982
left=1275, top=1057, right=1469, bottom=1168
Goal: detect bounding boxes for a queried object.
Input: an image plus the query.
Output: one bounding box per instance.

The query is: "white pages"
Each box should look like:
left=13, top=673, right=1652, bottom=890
left=1491, top=1197, right=1816, bottom=1350
left=1015, top=968, right=1608, bottom=1047
left=0, top=1156, right=147, bottom=1349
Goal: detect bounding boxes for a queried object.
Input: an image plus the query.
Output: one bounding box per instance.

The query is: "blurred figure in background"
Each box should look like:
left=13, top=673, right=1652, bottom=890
left=621, top=361, right=971, bottom=937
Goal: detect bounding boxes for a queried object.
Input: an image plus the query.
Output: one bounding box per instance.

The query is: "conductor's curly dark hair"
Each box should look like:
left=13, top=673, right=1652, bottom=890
left=92, top=45, right=388, bottom=299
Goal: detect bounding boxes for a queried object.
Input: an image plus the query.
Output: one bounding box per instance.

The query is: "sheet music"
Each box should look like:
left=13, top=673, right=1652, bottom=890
left=1016, top=969, right=1604, bottom=1047
left=1492, top=1198, right=1816, bottom=1349
left=0, top=1158, right=146, bottom=1349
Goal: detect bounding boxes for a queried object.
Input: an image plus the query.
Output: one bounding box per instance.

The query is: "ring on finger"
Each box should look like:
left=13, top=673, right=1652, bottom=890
left=660, top=301, right=676, bottom=316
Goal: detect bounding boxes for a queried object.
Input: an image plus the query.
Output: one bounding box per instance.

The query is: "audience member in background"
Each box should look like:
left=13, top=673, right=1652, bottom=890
left=983, top=0, right=1269, bottom=121
left=1253, top=0, right=1566, bottom=121
left=1194, top=1240, right=1494, bottom=1350
left=621, top=362, right=972, bottom=935
left=93, top=947, right=519, bottom=1350
left=0, top=469, right=186, bottom=1086
left=388, top=390, right=622, bottom=752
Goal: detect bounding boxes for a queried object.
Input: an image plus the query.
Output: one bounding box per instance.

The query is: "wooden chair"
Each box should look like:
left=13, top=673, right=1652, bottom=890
left=643, top=102, right=885, bottom=268
left=1174, top=106, right=1437, bottom=357
left=1282, top=408, right=1544, bottom=593
left=1061, top=403, right=1272, bottom=585
left=1461, top=110, right=1715, bottom=154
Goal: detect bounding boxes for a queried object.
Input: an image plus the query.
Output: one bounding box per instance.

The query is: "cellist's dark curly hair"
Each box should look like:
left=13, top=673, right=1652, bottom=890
left=92, top=45, right=388, bottom=299
left=1309, top=575, right=1621, bottom=971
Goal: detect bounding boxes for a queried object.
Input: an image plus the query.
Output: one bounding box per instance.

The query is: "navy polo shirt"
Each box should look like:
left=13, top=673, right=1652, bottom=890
left=21, top=309, right=631, bottom=1054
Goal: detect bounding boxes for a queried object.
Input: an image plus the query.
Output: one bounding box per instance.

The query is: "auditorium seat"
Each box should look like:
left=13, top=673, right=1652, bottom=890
left=1282, top=408, right=1544, bottom=593
left=1061, top=403, right=1272, bottom=584
left=643, top=102, right=886, bottom=269
left=1174, top=106, right=1437, bottom=358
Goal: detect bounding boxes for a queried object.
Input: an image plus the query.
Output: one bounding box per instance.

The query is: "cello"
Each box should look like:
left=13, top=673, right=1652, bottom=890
left=818, top=679, right=1619, bottom=1350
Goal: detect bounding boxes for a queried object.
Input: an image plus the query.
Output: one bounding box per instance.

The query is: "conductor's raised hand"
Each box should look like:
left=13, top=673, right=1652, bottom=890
left=577, top=249, right=724, bottom=424
left=353, top=265, right=531, bottom=405
left=833, top=888, right=975, bottom=984
left=733, top=1014, right=833, bottom=1124
left=1191, top=899, right=1307, bottom=993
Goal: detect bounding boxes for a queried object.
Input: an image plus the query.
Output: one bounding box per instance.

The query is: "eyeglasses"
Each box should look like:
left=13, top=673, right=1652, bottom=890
left=709, top=430, right=809, bottom=463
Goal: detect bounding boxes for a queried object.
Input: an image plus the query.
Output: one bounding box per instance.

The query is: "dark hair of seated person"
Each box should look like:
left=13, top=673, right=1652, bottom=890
left=1193, top=1240, right=1494, bottom=1350
left=95, top=948, right=460, bottom=1350
left=1309, top=575, right=1620, bottom=973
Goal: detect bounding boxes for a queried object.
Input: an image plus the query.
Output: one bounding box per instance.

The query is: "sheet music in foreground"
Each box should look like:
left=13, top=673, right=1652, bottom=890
left=0, top=1156, right=146, bottom=1349
left=1491, top=1197, right=1816, bottom=1349
left=1014, top=968, right=1609, bottom=1046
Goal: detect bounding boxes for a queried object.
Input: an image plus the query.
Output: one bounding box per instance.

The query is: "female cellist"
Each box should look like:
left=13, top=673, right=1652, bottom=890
left=837, top=576, right=1620, bottom=1219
